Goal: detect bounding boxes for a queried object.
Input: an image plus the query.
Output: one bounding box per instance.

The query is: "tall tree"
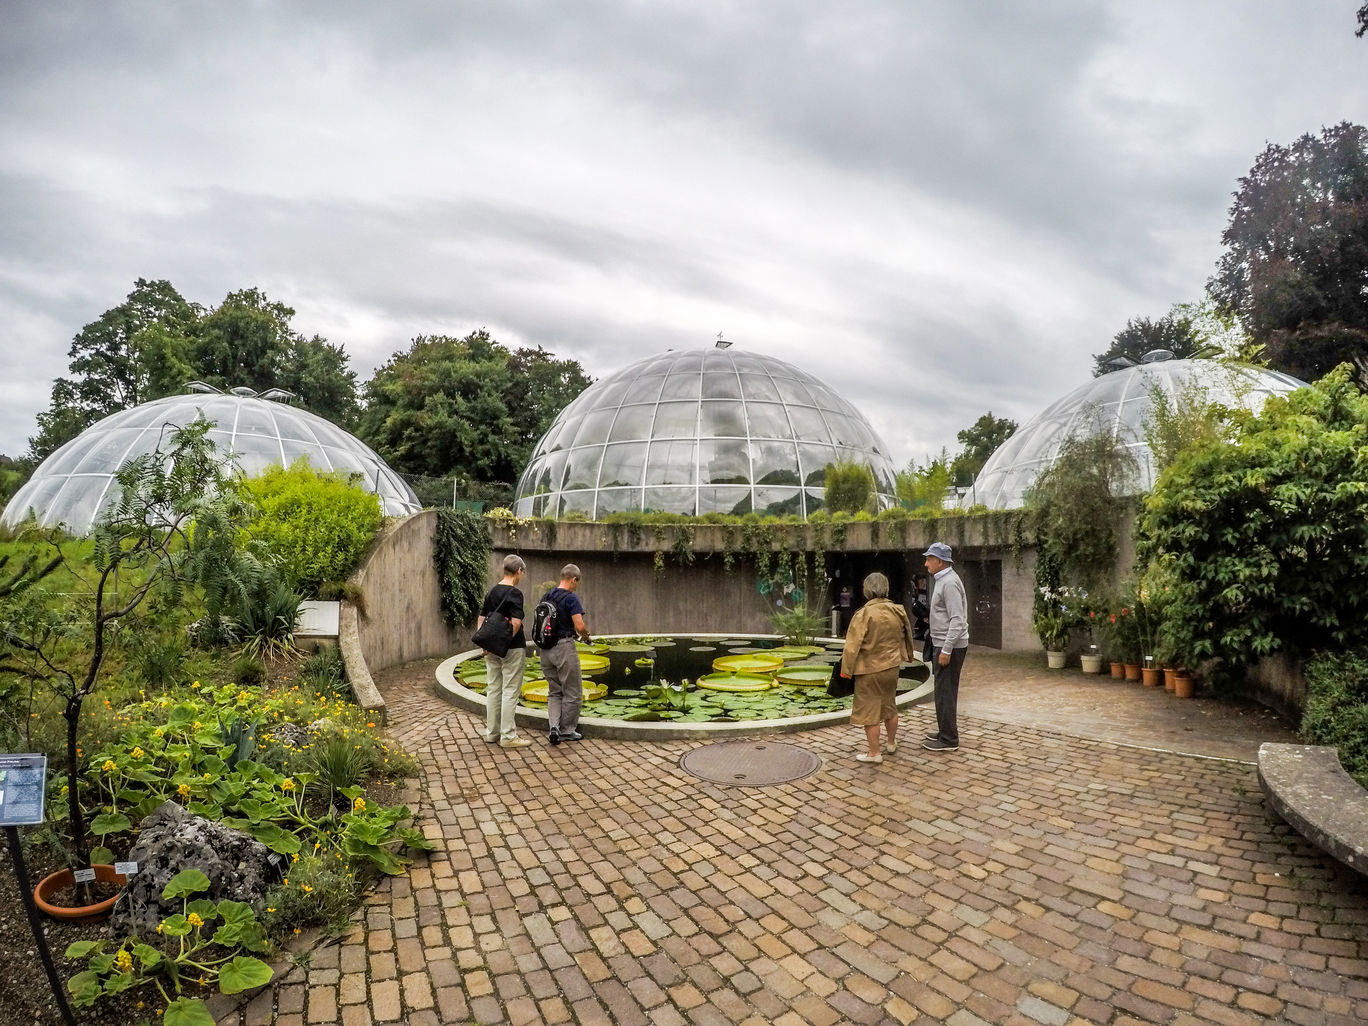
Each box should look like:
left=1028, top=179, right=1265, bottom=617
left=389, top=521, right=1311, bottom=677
left=950, top=412, right=1017, bottom=485
left=1091, top=312, right=1214, bottom=376
left=28, top=279, right=199, bottom=461
left=28, top=283, right=361, bottom=464
left=189, top=289, right=359, bottom=426
left=358, top=330, right=591, bottom=483
left=1208, top=122, right=1368, bottom=389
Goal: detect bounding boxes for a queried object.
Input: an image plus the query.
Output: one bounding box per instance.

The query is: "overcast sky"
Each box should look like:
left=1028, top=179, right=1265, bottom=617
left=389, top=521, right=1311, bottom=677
left=2, top=1, right=1365, bottom=473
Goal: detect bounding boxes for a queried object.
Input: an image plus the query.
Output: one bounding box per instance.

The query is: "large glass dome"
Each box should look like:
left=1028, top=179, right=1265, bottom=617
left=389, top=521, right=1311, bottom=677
left=972, top=358, right=1307, bottom=510
left=514, top=346, right=897, bottom=518
left=3, top=388, right=421, bottom=534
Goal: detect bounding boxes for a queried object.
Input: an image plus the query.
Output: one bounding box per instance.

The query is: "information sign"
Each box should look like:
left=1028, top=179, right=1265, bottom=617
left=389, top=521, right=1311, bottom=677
left=0, top=754, right=47, bottom=827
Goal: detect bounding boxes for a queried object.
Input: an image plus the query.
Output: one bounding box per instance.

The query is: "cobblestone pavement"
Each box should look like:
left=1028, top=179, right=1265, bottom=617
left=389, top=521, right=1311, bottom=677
left=219, top=650, right=1368, bottom=1026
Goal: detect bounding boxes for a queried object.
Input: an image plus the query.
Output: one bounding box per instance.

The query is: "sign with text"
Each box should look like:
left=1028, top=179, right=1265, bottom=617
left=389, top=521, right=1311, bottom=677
left=0, top=754, right=47, bottom=827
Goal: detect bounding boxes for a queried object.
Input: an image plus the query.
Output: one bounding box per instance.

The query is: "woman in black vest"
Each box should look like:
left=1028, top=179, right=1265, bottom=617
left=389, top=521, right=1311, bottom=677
left=477, top=554, right=531, bottom=748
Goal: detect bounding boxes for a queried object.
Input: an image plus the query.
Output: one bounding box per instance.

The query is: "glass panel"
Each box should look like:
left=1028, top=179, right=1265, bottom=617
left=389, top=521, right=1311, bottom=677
left=651, top=401, right=699, bottom=439
left=808, top=382, right=846, bottom=412
left=557, top=491, right=595, bottom=517
left=572, top=410, right=617, bottom=447
left=825, top=412, right=866, bottom=447
left=773, top=377, right=816, bottom=405
left=53, top=476, right=117, bottom=531
left=700, top=372, right=741, bottom=400
left=598, top=442, right=648, bottom=488
left=737, top=373, right=781, bottom=402
left=645, top=440, right=697, bottom=486
left=659, top=373, right=702, bottom=401
left=752, top=441, right=801, bottom=485
left=544, top=415, right=580, bottom=452
left=38, top=441, right=90, bottom=478
left=6, top=478, right=64, bottom=525
left=624, top=374, right=666, bottom=403
left=670, top=351, right=706, bottom=372
left=727, top=351, right=766, bottom=371
left=699, top=400, right=746, bottom=437
left=785, top=405, right=831, bottom=443
left=562, top=446, right=605, bottom=490
left=804, top=488, right=825, bottom=514
left=281, top=440, right=326, bottom=470
left=232, top=402, right=279, bottom=441
left=514, top=495, right=536, bottom=516
left=698, top=439, right=750, bottom=484
left=538, top=451, right=568, bottom=493
left=594, top=488, right=642, bottom=516
left=798, top=444, right=838, bottom=486
left=698, top=486, right=752, bottom=516
left=587, top=378, right=633, bottom=408
left=755, top=487, right=803, bottom=517
left=744, top=402, right=791, bottom=439
left=644, top=487, right=696, bottom=515
left=72, top=428, right=142, bottom=474
left=608, top=405, right=656, bottom=443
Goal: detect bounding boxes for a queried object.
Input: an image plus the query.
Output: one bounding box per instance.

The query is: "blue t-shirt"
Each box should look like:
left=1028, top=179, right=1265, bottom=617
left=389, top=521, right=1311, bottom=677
left=543, top=587, right=585, bottom=643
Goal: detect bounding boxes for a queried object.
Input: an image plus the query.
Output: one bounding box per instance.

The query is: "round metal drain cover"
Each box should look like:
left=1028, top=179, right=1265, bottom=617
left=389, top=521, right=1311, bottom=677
left=679, top=741, right=821, bottom=786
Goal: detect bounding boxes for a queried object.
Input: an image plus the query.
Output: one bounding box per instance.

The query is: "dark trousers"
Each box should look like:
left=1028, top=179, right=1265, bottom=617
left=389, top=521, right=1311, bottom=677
left=932, top=647, right=967, bottom=745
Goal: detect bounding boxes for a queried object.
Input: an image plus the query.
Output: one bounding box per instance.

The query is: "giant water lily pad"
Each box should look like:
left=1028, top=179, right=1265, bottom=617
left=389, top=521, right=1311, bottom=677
left=578, top=653, right=610, bottom=674
left=774, top=664, right=834, bottom=686
left=576, top=642, right=609, bottom=654
left=521, top=679, right=608, bottom=703
left=712, top=653, right=784, bottom=675
left=697, top=672, right=774, bottom=693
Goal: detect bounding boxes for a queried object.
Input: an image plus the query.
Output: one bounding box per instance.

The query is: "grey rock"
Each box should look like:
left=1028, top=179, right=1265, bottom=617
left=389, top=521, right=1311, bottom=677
left=110, top=801, right=281, bottom=937
left=270, top=721, right=309, bottom=748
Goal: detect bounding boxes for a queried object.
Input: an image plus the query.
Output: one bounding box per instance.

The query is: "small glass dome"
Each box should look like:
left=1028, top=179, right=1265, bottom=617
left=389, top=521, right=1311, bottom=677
left=3, top=390, right=421, bottom=534
left=972, top=359, right=1307, bottom=510
left=514, top=346, right=897, bottom=518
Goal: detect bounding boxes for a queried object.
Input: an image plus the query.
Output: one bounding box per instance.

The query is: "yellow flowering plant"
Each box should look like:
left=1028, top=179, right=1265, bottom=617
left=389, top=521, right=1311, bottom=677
left=65, top=869, right=272, bottom=1026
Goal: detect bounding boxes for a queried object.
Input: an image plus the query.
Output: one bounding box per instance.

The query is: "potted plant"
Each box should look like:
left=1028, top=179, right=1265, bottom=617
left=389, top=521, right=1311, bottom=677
left=1033, top=610, right=1072, bottom=668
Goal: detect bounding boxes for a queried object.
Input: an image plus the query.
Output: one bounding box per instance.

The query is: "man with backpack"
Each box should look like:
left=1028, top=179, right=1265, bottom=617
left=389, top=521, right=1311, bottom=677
left=534, top=564, right=593, bottom=744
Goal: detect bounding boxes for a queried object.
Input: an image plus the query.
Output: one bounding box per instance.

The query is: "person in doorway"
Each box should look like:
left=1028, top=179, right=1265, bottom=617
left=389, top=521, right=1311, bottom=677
left=839, top=572, right=916, bottom=764
left=922, top=542, right=968, bottom=751
left=477, top=554, right=531, bottom=748
left=539, top=564, right=592, bottom=744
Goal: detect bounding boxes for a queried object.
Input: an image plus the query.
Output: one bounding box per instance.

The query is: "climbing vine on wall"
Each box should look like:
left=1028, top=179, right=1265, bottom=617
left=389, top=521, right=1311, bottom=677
left=433, top=509, right=491, bottom=627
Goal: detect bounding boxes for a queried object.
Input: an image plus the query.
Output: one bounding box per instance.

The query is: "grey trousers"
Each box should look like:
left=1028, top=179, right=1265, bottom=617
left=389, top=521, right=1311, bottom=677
left=542, top=638, right=582, bottom=734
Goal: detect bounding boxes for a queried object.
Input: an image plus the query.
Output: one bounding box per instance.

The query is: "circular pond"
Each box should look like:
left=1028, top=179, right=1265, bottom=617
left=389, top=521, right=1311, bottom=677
left=435, top=633, right=932, bottom=740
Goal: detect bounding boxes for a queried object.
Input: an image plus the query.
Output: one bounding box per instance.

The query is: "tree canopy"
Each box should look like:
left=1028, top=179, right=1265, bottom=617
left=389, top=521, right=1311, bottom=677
left=950, top=412, right=1016, bottom=485
left=1091, top=312, right=1215, bottom=376
left=357, top=330, right=591, bottom=483
left=27, top=281, right=359, bottom=463
left=1207, top=122, right=1368, bottom=389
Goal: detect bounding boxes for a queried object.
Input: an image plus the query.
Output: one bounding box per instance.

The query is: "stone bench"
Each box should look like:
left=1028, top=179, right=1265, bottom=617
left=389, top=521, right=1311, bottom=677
left=1258, top=743, right=1368, bottom=875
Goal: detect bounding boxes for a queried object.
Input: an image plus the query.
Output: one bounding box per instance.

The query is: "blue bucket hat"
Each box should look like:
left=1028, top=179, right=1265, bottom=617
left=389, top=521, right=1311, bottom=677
left=922, top=542, right=954, bottom=563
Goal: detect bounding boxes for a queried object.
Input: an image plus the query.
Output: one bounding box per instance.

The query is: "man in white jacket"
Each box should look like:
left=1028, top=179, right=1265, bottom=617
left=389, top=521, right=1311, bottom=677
left=922, top=542, right=969, bottom=751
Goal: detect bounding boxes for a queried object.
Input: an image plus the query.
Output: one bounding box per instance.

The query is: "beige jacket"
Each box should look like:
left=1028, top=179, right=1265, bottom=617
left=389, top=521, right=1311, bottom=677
left=841, top=598, right=916, bottom=676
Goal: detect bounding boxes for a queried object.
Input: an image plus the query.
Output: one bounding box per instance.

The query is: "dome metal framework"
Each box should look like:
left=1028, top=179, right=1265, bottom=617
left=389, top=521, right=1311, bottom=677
left=972, top=358, right=1307, bottom=510
left=514, top=346, right=897, bottom=518
left=3, top=389, right=421, bottom=535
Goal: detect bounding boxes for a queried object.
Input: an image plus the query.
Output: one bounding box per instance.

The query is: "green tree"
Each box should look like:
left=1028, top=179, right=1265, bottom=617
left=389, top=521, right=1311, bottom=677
left=949, top=412, right=1016, bottom=485
left=358, top=331, right=590, bottom=483
left=1092, top=312, right=1215, bottom=376
left=28, top=279, right=199, bottom=461
left=822, top=460, right=876, bottom=514
left=190, top=289, right=359, bottom=426
left=1208, top=122, right=1368, bottom=389
left=1137, top=365, right=1368, bottom=687
left=893, top=452, right=952, bottom=511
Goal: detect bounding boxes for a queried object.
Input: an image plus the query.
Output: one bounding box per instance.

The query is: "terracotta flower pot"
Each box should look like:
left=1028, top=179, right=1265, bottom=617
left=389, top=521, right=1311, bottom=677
left=1163, top=668, right=1177, bottom=692
left=1141, top=667, right=1163, bottom=687
left=1109, top=662, right=1124, bottom=678
left=1123, top=663, right=1141, bottom=681
left=1174, top=674, right=1194, bottom=699
left=34, top=864, right=122, bottom=922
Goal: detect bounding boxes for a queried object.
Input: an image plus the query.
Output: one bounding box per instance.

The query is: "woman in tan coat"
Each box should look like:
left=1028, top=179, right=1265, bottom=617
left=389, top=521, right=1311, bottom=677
left=839, top=572, right=917, bottom=764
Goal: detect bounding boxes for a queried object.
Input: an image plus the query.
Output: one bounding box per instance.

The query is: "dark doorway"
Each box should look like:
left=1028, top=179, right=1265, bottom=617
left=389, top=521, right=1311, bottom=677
left=958, top=558, right=1003, bottom=649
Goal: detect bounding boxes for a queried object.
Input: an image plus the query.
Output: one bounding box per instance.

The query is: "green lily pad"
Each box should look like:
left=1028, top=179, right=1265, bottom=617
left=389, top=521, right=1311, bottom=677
left=697, top=672, right=773, bottom=693
left=713, top=653, right=784, bottom=675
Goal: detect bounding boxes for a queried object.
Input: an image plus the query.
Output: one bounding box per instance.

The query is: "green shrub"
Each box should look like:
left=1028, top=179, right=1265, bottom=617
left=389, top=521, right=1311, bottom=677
left=232, top=654, right=265, bottom=685
left=237, top=461, right=383, bottom=595
left=1138, top=366, right=1368, bottom=687
left=1302, top=649, right=1368, bottom=788
left=298, top=645, right=346, bottom=693
left=823, top=460, right=876, bottom=514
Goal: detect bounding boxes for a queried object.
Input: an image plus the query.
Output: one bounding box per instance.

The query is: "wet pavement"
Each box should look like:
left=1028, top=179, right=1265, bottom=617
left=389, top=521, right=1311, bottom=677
left=218, top=648, right=1368, bottom=1026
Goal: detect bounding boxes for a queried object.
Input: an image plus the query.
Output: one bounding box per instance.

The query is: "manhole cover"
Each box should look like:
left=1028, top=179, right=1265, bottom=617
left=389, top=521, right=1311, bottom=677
left=679, top=741, right=821, bottom=786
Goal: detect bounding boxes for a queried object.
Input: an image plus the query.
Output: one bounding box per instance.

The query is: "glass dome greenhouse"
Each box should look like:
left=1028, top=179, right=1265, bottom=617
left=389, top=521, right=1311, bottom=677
left=514, top=346, right=897, bottom=518
left=3, top=388, right=421, bottom=535
left=972, top=358, right=1307, bottom=510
